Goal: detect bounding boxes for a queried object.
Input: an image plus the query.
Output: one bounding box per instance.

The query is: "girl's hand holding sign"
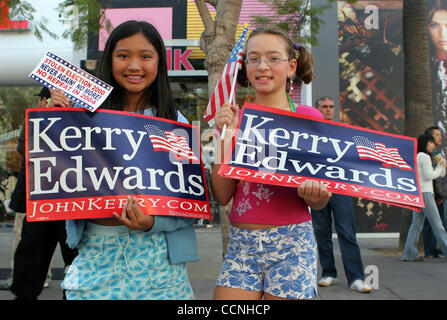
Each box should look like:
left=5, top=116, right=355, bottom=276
left=48, top=88, right=71, bottom=108
left=298, top=180, right=332, bottom=211
left=112, top=196, right=154, bottom=231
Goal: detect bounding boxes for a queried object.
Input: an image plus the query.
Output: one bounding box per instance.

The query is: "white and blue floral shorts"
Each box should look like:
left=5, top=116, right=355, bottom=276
left=216, top=221, right=318, bottom=299
left=62, top=222, right=194, bottom=300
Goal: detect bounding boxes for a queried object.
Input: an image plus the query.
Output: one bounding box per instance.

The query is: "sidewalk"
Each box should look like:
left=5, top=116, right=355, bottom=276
left=0, top=223, right=446, bottom=300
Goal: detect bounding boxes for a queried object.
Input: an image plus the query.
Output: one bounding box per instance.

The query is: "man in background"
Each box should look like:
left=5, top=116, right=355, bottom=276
left=311, top=96, right=372, bottom=293
left=6, top=87, right=78, bottom=300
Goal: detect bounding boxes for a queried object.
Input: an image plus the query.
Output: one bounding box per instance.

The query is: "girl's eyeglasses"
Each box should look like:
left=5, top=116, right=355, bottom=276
left=245, top=56, right=289, bottom=67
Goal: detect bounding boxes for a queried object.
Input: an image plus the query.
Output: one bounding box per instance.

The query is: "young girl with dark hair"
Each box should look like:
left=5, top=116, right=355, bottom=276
left=50, top=20, right=198, bottom=300
left=211, top=26, right=330, bottom=300
left=96, top=21, right=177, bottom=119
left=402, top=133, right=447, bottom=262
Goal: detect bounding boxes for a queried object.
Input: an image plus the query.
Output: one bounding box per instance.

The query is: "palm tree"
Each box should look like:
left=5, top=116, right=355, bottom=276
left=400, top=0, right=433, bottom=249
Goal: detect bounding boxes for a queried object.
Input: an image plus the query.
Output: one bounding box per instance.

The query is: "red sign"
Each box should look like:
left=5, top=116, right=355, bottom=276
left=219, top=103, right=423, bottom=211
left=26, top=108, right=210, bottom=221
left=0, top=0, right=28, bottom=30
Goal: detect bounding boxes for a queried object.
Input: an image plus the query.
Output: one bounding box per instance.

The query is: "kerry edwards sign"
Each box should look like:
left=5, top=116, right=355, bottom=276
left=219, top=103, right=423, bottom=210
left=26, top=108, right=210, bottom=221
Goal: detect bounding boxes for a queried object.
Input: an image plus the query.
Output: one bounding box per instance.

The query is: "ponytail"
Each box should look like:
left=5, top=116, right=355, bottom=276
left=237, top=26, right=315, bottom=87
left=294, top=44, right=314, bottom=84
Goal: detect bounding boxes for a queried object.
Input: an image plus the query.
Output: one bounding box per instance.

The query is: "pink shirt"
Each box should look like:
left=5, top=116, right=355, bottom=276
left=228, top=105, right=322, bottom=226
left=229, top=181, right=311, bottom=225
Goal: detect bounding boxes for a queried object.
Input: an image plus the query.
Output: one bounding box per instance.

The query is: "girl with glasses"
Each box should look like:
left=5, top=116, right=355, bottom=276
left=211, top=26, right=331, bottom=300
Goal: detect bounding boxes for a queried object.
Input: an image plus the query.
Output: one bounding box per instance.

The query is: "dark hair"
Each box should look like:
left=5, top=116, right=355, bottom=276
left=424, top=125, right=441, bottom=135
left=427, top=0, right=447, bottom=53
left=97, top=20, right=177, bottom=120
left=237, top=26, right=315, bottom=88
left=417, top=133, right=436, bottom=154
left=428, top=0, right=447, bottom=24
left=34, top=86, right=51, bottom=99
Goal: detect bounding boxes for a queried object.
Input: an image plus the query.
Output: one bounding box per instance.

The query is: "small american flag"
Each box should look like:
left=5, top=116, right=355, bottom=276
left=203, top=25, right=248, bottom=126
left=144, top=125, right=199, bottom=163
left=353, top=136, right=412, bottom=170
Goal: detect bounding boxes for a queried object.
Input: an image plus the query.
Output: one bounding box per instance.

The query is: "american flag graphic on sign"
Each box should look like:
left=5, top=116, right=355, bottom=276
left=353, top=136, right=412, bottom=170
left=144, top=125, right=199, bottom=163
left=203, top=25, right=248, bottom=125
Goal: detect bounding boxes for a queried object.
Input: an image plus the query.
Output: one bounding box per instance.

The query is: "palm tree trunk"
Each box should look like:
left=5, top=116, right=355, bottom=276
left=400, top=0, right=432, bottom=250
left=195, top=0, right=243, bottom=258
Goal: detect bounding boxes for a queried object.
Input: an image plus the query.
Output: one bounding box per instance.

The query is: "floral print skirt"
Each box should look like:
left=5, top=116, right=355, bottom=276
left=62, top=222, right=194, bottom=300
left=216, top=221, right=318, bottom=299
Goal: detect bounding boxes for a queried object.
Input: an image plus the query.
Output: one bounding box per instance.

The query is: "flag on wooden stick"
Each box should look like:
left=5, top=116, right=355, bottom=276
left=203, top=24, right=248, bottom=126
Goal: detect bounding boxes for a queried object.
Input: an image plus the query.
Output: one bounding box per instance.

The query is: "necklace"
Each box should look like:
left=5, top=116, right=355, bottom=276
left=255, top=94, right=296, bottom=112
left=287, top=93, right=296, bottom=112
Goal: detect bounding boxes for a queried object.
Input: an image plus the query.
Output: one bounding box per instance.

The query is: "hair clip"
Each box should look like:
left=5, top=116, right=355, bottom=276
left=294, top=43, right=301, bottom=50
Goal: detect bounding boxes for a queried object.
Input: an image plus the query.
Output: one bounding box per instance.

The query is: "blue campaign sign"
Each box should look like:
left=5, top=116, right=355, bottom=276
left=219, top=103, right=423, bottom=210
left=26, top=108, right=210, bottom=221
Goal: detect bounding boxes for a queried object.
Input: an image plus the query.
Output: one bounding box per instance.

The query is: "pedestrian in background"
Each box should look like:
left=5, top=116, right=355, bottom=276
left=8, top=87, right=78, bottom=300
left=0, top=87, right=54, bottom=291
left=311, top=96, right=372, bottom=293
left=402, top=133, right=447, bottom=261
left=423, top=126, right=447, bottom=258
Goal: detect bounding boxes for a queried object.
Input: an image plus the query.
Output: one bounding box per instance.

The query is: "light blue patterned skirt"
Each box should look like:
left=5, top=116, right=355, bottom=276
left=62, top=221, right=195, bottom=300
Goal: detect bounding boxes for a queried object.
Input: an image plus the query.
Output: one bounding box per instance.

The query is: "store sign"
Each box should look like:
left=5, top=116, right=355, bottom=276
left=165, top=40, right=207, bottom=76
left=166, top=48, right=194, bottom=71
left=0, top=0, right=29, bottom=30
